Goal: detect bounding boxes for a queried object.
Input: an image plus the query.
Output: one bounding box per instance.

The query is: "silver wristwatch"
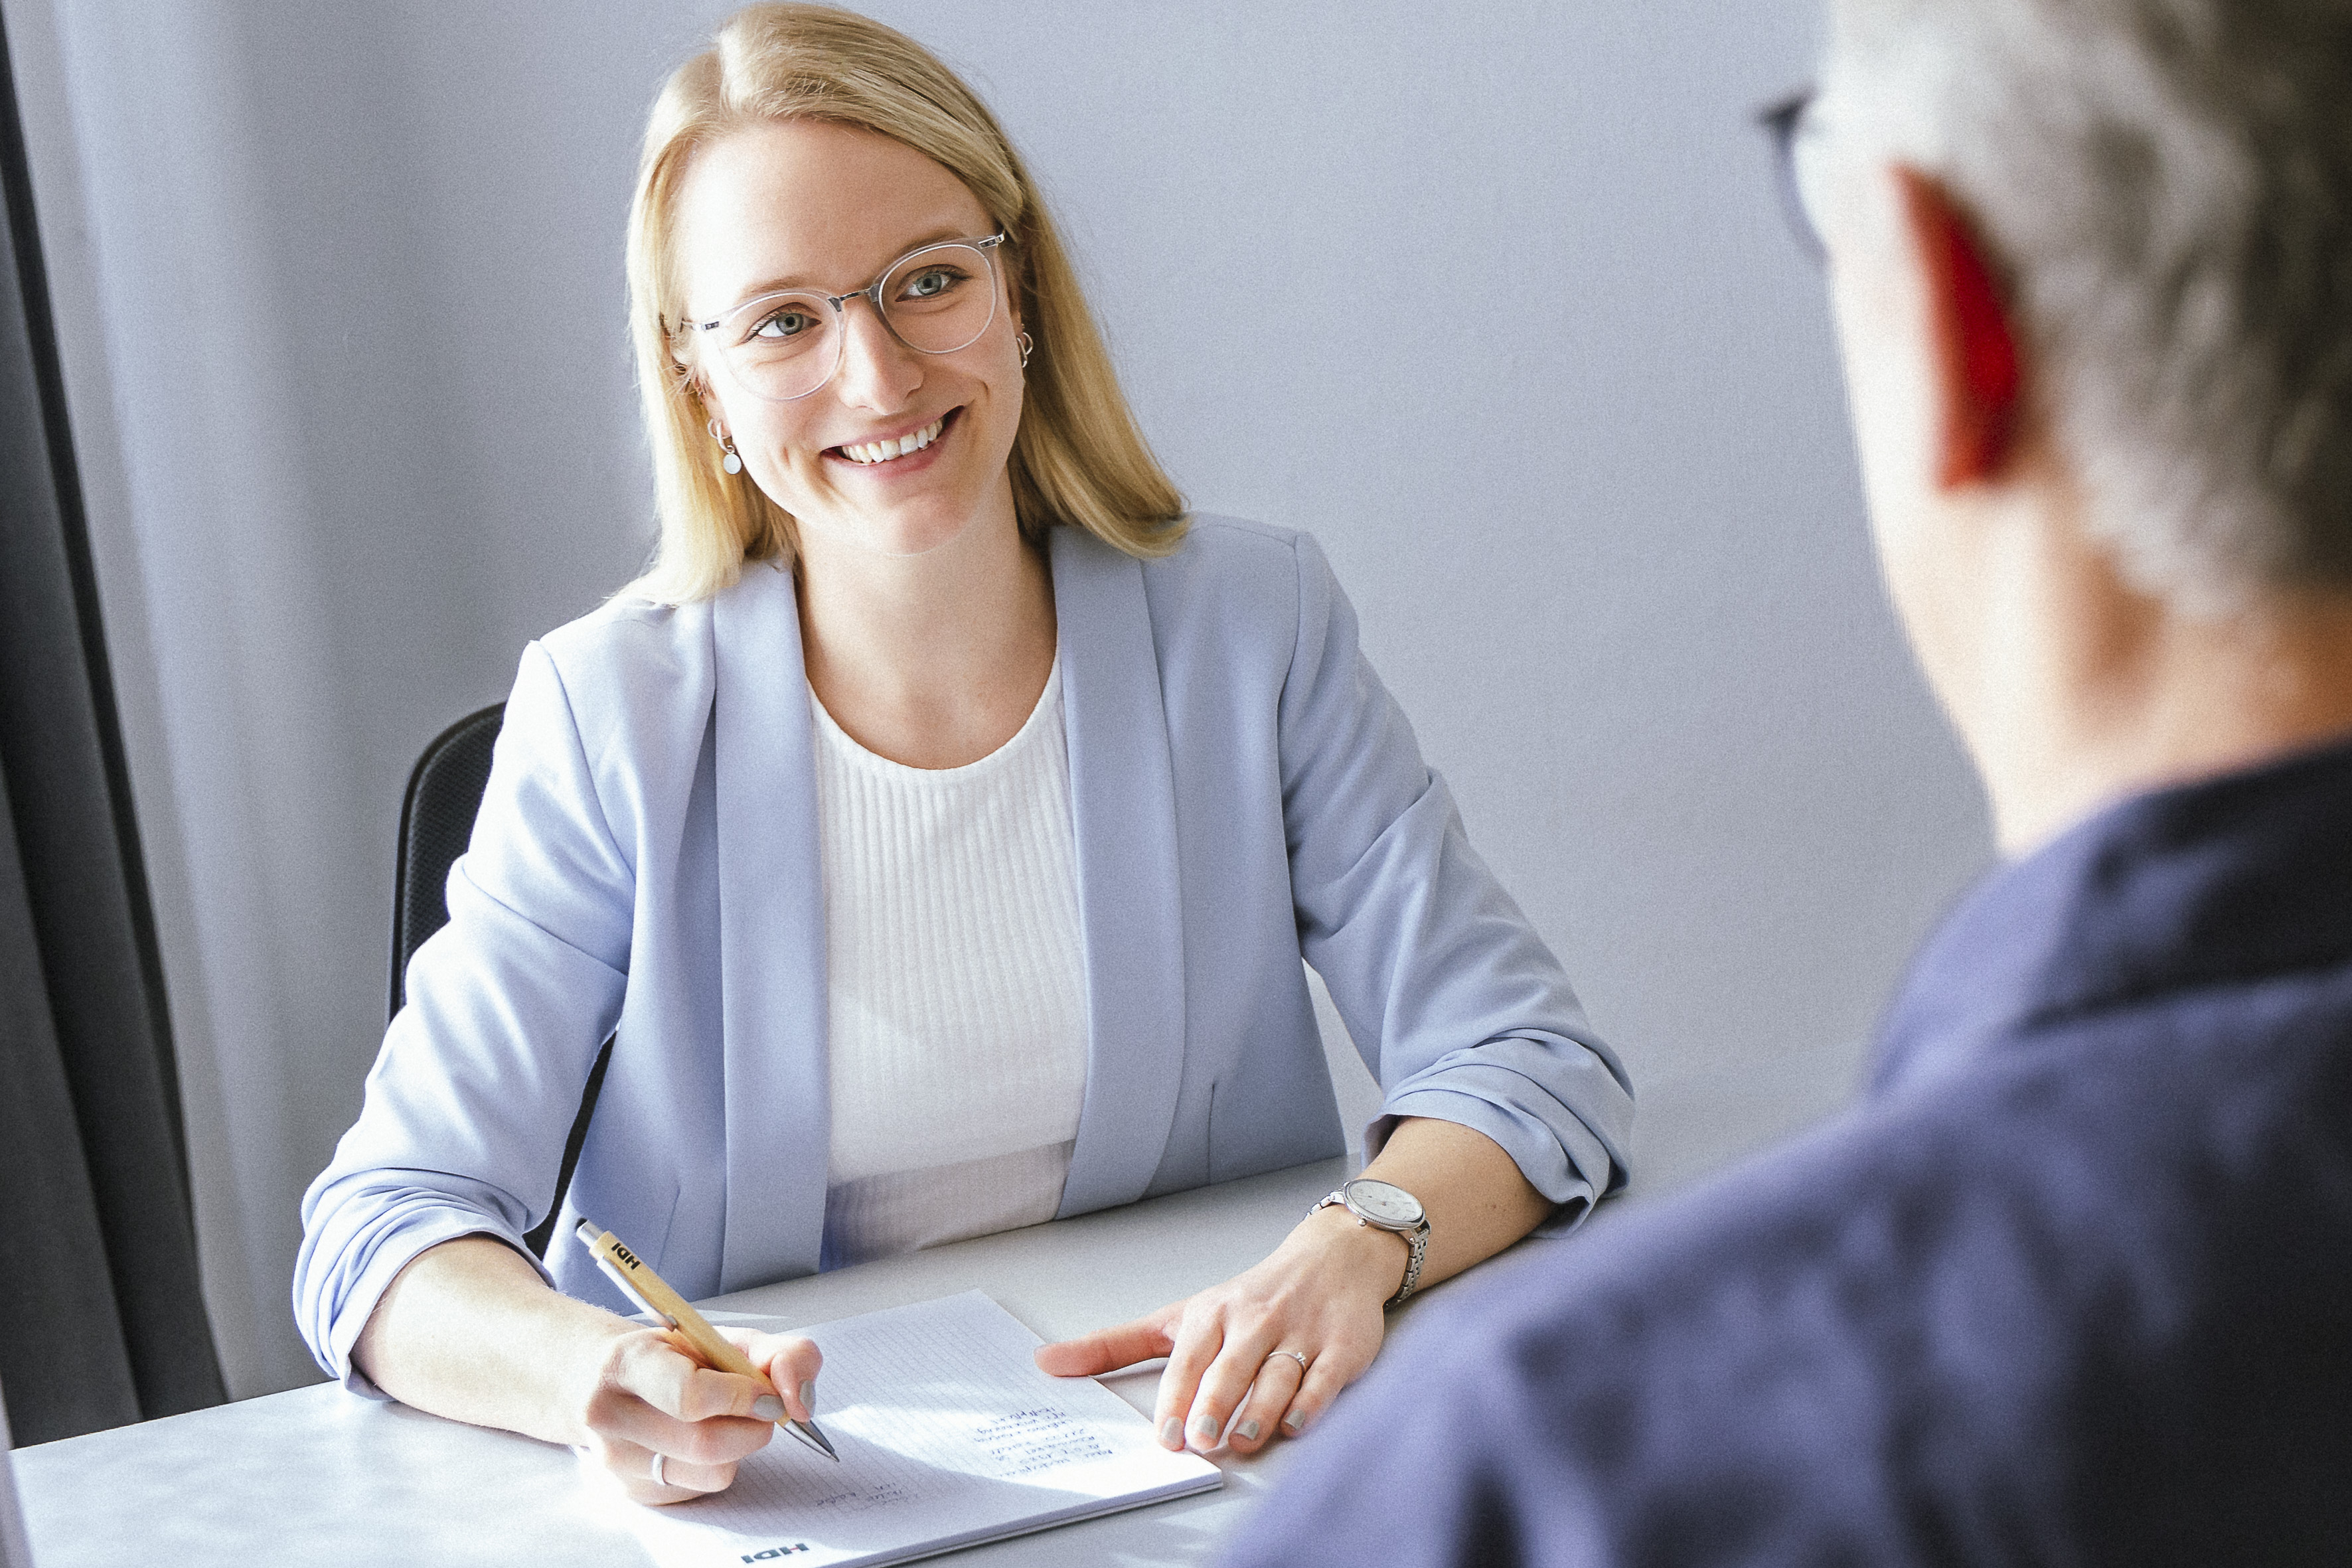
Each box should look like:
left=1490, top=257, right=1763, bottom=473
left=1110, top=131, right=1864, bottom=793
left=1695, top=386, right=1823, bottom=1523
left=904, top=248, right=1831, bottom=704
left=1310, top=1178, right=1430, bottom=1308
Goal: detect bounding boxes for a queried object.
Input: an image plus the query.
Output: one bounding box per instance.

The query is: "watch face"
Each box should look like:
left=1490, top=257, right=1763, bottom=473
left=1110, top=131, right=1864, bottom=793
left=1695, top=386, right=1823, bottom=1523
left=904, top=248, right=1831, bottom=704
left=1345, top=1178, right=1423, bottom=1228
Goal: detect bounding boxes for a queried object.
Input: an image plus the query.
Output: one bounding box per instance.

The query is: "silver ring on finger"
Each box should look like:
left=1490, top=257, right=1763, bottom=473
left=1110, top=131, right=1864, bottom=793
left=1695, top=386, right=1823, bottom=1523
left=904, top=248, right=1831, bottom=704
left=1271, top=1349, right=1310, bottom=1373
left=649, top=1450, right=668, bottom=1488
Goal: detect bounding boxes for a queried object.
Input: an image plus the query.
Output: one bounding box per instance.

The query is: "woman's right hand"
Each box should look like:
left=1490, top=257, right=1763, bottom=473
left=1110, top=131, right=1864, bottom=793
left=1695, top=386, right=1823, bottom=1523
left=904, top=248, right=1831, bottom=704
left=572, top=1325, right=825, bottom=1504
left=353, top=1237, right=824, bottom=1505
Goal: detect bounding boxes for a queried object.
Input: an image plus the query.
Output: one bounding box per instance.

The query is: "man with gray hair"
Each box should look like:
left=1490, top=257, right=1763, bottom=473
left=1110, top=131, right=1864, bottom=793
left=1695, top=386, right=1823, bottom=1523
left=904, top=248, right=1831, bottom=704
left=1222, top=1, right=2352, bottom=1561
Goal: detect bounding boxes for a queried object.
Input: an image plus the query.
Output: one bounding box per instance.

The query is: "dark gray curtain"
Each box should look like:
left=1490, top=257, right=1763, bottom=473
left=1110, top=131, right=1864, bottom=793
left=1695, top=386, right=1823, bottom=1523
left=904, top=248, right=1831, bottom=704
left=0, top=13, right=224, bottom=1445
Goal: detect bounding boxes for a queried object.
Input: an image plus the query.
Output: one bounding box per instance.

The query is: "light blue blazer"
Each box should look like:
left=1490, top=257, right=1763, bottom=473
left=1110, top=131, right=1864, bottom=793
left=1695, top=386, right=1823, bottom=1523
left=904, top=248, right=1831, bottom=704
left=295, top=516, right=1633, bottom=1388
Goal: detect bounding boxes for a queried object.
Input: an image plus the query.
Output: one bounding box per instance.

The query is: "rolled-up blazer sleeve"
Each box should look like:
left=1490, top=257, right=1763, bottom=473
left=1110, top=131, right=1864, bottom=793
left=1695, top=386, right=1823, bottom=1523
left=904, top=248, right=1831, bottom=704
left=1279, top=532, right=1632, bottom=1230
left=293, top=641, right=637, bottom=1389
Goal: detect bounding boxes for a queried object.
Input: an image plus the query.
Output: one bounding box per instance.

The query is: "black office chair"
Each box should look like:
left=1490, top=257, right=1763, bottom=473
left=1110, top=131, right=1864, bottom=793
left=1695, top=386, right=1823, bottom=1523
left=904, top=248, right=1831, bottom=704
left=391, top=703, right=505, bottom=1019
left=390, top=702, right=611, bottom=1257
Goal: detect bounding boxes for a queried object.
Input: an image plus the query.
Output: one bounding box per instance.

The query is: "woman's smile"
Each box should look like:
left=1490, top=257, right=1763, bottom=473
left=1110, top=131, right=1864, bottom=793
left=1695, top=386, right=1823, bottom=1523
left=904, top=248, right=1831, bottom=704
left=826, top=408, right=957, bottom=471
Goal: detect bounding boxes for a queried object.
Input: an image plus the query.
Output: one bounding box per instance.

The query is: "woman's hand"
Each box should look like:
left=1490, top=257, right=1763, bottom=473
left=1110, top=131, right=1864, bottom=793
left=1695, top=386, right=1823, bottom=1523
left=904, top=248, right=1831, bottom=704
left=354, top=1237, right=824, bottom=1506
left=1032, top=1120, right=1560, bottom=1455
left=1034, top=1205, right=1407, bottom=1454
left=574, top=1325, right=825, bottom=1504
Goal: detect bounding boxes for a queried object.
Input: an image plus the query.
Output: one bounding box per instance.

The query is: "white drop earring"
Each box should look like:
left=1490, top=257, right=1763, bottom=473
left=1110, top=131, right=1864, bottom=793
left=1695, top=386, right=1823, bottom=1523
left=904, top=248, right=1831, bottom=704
left=1017, top=331, right=1034, bottom=371
left=708, top=417, right=743, bottom=475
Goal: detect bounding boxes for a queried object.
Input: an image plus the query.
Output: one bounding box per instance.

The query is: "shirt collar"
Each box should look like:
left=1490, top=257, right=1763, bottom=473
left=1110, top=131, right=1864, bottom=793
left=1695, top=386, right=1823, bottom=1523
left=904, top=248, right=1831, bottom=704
left=1872, top=732, right=2352, bottom=1097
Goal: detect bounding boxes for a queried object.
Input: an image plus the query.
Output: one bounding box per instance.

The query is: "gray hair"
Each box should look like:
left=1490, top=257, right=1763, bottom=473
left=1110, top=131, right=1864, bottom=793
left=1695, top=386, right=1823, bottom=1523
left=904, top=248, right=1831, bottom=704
left=1824, top=0, right=2352, bottom=613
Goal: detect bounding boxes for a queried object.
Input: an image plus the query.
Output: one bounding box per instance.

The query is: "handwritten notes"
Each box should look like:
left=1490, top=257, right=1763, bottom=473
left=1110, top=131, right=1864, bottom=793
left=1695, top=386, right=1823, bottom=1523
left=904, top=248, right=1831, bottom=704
left=972, top=1407, right=1113, bottom=1477
left=607, top=1291, right=1219, bottom=1568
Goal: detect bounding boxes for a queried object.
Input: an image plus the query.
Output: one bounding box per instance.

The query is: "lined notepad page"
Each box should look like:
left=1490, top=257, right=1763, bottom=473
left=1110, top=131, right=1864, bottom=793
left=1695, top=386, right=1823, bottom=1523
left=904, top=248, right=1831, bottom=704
left=612, top=1291, right=1220, bottom=1568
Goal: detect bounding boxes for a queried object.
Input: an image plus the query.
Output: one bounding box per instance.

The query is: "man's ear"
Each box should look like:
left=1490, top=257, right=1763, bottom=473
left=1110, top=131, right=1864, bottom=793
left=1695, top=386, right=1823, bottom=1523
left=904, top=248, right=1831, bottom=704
left=1893, top=166, right=2023, bottom=489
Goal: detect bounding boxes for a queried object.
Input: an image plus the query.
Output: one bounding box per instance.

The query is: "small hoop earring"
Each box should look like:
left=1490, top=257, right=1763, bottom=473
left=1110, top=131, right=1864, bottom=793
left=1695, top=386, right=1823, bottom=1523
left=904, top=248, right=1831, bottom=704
left=708, top=417, right=743, bottom=475
left=1017, top=331, right=1034, bottom=370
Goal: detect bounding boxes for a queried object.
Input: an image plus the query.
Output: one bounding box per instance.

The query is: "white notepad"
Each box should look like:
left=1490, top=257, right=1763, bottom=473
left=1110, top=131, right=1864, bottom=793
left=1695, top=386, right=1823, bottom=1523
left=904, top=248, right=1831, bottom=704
left=601, top=1290, right=1221, bottom=1567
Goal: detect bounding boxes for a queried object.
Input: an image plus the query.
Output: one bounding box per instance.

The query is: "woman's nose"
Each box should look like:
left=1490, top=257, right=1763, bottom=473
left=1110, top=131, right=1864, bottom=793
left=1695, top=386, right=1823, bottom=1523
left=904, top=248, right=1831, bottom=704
left=832, top=298, right=920, bottom=410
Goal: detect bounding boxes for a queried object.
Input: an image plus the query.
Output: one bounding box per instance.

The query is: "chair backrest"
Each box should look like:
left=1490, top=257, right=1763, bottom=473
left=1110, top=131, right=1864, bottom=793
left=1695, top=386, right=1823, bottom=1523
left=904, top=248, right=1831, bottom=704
left=390, top=704, right=505, bottom=1021
left=388, top=700, right=611, bottom=1259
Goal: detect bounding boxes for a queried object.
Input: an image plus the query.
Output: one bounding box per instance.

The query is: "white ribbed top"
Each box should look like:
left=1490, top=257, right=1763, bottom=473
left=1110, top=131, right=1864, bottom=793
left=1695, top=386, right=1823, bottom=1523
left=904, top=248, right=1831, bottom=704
left=811, top=659, right=1090, bottom=1268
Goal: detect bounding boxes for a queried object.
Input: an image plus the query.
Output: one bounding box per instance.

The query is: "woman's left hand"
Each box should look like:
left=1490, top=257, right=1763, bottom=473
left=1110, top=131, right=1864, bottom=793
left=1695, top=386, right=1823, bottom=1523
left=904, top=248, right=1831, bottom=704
left=1033, top=1204, right=1409, bottom=1454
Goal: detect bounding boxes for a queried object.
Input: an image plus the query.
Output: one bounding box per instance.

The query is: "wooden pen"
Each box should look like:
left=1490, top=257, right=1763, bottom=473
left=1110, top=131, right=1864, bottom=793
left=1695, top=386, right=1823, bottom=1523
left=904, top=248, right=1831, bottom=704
left=574, top=1217, right=839, bottom=1462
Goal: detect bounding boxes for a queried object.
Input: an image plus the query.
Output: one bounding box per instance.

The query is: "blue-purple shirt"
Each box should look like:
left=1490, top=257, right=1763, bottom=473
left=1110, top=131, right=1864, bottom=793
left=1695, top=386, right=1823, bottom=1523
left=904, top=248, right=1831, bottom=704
left=1223, top=737, right=2352, bottom=1566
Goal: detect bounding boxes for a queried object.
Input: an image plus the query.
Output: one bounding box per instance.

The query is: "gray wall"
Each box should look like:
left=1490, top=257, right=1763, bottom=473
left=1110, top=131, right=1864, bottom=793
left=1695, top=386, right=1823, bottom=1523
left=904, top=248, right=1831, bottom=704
left=9, top=0, right=1990, bottom=1399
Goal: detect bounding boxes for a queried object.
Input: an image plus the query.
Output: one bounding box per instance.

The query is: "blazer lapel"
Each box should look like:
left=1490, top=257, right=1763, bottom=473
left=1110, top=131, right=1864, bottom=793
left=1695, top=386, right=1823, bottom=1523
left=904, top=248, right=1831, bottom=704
left=1051, top=528, right=1188, bottom=1215
left=710, top=562, right=830, bottom=1289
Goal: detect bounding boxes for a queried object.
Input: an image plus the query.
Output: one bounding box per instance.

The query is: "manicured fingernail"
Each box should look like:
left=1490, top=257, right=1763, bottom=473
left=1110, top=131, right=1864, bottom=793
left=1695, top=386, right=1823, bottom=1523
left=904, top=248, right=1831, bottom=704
left=1192, top=1415, right=1221, bottom=1443
left=1283, top=1408, right=1311, bottom=1433
left=1158, top=1417, right=1183, bottom=1447
left=799, top=1380, right=818, bottom=1416
left=1235, top=1419, right=1260, bottom=1441
left=751, top=1395, right=785, bottom=1421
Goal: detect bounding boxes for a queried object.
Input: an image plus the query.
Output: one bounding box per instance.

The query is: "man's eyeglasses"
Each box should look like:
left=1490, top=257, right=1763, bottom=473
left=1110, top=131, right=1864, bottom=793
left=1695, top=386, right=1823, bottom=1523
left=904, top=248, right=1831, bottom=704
left=1758, top=88, right=1827, bottom=266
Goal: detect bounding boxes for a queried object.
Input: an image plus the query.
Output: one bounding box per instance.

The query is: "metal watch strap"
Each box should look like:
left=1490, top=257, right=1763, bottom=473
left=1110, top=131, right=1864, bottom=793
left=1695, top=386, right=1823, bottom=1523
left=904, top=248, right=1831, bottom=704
left=1386, top=1220, right=1429, bottom=1308
left=1312, top=1188, right=1431, bottom=1309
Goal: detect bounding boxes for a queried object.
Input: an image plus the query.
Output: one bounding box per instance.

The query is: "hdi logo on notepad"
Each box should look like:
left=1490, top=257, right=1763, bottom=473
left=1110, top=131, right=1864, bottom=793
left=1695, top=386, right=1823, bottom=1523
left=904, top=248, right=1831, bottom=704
left=738, top=1547, right=809, bottom=1561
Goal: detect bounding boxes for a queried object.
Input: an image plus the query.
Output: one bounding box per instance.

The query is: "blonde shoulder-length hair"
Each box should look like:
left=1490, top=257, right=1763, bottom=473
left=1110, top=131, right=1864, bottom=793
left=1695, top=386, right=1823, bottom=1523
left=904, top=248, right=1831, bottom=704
left=620, top=3, right=1186, bottom=605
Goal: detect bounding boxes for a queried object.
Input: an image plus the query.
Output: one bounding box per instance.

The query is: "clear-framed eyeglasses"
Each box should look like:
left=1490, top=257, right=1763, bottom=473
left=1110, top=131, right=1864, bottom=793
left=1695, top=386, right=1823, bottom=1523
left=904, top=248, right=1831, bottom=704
left=678, top=231, right=1010, bottom=403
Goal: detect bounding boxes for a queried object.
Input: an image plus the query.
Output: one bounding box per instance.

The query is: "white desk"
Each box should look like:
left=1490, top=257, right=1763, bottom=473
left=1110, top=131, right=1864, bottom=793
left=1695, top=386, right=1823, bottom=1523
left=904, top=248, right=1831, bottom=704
left=17, top=1154, right=1522, bottom=1567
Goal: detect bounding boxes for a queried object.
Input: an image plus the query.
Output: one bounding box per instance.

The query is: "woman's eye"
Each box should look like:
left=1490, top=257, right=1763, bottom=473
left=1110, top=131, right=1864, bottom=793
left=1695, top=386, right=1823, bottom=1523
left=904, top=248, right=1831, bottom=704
left=749, top=309, right=818, bottom=342
left=899, top=267, right=963, bottom=301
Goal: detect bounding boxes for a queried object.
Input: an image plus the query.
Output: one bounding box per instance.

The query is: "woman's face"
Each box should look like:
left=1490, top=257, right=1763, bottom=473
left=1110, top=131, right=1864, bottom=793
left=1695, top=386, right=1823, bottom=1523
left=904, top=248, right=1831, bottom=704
left=673, top=120, right=1024, bottom=559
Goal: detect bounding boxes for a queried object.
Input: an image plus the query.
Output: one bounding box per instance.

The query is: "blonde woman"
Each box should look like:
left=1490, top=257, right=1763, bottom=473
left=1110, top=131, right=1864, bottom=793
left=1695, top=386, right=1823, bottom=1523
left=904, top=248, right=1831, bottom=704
left=295, top=3, right=1631, bottom=1504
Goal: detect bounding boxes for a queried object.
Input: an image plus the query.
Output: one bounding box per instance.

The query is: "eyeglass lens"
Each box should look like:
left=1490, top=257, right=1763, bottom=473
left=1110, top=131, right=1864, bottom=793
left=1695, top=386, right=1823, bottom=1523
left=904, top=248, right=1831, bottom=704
left=712, top=242, right=1000, bottom=402
left=1758, top=90, right=1828, bottom=266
